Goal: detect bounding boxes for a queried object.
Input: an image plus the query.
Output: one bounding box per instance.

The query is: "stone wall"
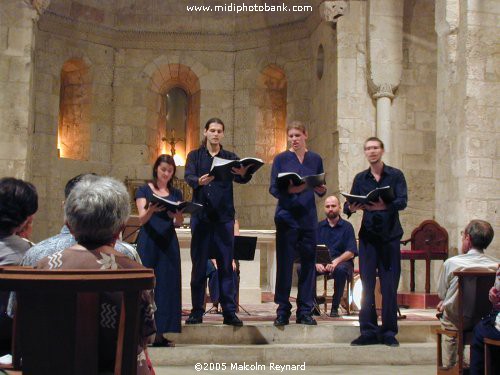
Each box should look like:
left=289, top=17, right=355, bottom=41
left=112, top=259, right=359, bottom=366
left=233, top=38, right=313, bottom=228
left=0, top=1, right=38, bottom=179
left=436, top=0, right=500, bottom=260
left=308, top=22, right=339, bottom=207
left=394, top=0, right=437, bottom=232
left=395, top=0, right=438, bottom=291
left=30, top=29, right=115, bottom=240
left=335, top=1, right=376, bottom=234
left=0, top=0, right=497, bottom=270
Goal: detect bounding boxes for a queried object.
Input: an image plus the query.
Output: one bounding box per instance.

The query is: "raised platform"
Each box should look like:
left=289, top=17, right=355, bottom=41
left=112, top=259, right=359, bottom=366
left=398, top=292, right=440, bottom=309
left=149, top=304, right=440, bottom=367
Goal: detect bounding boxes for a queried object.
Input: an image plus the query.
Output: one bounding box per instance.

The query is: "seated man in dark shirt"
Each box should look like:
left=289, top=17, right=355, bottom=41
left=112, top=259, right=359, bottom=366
left=314, top=195, right=358, bottom=317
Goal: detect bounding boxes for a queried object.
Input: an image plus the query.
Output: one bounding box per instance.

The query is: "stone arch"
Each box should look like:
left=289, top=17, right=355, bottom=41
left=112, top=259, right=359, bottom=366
left=57, top=58, right=92, bottom=160
left=143, top=60, right=201, bottom=164
left=255, top=64, right=287, bottom=163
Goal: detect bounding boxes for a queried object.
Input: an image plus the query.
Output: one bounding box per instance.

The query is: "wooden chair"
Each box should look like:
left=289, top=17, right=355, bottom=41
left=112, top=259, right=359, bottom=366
left=400, top=220, right=448, bottom=294
left=484, top=337, right=500, bottom=375
left=0, top=267, right=155, bottom=375
left=436, top=269, right=496, bottom=375
left=321, top=272, right=355, bottom=315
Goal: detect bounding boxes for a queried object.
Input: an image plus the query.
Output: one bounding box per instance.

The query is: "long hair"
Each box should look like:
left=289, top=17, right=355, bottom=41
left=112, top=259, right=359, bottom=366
left=201, top=117, right=225, bottom=147
left=152, top=154, right=176, bottom=190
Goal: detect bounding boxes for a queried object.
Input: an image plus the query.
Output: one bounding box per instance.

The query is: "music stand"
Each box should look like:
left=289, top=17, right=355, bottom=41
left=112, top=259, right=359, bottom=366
left=233, top=235, right=257, bottom=316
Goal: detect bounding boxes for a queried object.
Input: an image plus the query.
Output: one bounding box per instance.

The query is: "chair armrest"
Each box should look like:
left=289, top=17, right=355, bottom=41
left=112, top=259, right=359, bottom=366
left=400, top=238, right=411, bottom=246
left=484, top=338, right=500, bottom=347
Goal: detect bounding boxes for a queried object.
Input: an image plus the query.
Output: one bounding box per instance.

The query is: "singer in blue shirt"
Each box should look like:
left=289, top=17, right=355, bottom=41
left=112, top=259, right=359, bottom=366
left=344, top=137, right=407, bottom=347
left=184, top=118, right=253, bottom=326
left=269, top=121, right=327, bottom=326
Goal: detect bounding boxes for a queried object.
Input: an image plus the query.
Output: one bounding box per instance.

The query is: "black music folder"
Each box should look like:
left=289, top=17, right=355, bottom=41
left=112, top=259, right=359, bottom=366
left=316, top=244, right=333, bottom=265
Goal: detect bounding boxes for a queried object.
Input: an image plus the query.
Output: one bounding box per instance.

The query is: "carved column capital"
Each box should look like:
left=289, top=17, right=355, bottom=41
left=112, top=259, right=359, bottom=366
left=372, top=83, right=396, bottom=100
left=24, top=0, right=51, bottom=17
left=319, top=1, right=348, bottom=25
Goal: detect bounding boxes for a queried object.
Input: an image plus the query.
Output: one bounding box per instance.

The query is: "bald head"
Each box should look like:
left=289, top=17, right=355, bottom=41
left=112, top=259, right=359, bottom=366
left=324, top=196, right=340, bottom=220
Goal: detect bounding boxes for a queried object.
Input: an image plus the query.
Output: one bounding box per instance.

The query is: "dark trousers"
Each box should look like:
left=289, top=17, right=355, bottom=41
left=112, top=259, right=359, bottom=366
left=470, top=312, right=500, bottom=375
left=297, top=262, right=353, bottom=311
left=275, top=223, right=316, bottom=318
left=320, top=262, right=353, bottom=310
left=358, top=237, right=401, bottom=338
left=190, top=217, right=236, bottom=317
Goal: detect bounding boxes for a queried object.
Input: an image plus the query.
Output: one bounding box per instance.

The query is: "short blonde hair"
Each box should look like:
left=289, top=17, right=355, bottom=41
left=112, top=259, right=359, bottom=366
left=286, top=121, right=307, bottom=135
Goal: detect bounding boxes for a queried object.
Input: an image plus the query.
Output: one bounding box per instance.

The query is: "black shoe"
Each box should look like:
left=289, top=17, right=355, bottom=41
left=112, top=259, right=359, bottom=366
left=329, top=308, right=339, bottom=318
left=350, top=335, right=379, bottom=346
left=296, top=315, right=317, bottom=325
left=185, top=315, right=203, bottom=325
left=151, top=338, right=175, bottom=347
left=312, top=306, right=321, bottom=316
left=273, top=315, right=290, bottom=327
left=382, top=336, right=399, bottom=347
left=223, top=313, right=243, bottom=327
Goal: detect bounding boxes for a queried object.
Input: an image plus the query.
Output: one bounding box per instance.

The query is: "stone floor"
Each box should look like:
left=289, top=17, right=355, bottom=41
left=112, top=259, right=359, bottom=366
left=154, top=364, right=436, bottom=374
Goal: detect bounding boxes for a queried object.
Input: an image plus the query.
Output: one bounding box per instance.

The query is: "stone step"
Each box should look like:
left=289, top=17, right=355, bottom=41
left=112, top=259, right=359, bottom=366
left=164, top=321, right=439, bottom=345
left=149, top=342, right=436, bottom=366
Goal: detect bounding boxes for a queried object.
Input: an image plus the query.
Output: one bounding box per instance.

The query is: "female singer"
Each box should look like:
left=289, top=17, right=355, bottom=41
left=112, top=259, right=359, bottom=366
left=184, top=118, right=252, bottom=326
left=135, top=154, right=183, bottom=347
left=269, top=121, right=327, bottom=326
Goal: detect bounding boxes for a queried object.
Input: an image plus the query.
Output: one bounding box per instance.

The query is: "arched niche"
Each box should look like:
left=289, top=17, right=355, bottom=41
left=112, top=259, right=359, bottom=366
left=256, top=64, right=287, bottom=163
left=147, top=63, right=200, bottom=165
left=57, top=58, right=91, bottom=160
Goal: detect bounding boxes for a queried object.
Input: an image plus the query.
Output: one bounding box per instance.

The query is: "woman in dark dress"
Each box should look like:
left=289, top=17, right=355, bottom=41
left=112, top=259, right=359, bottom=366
left=136, top=154, right=183, bottom=347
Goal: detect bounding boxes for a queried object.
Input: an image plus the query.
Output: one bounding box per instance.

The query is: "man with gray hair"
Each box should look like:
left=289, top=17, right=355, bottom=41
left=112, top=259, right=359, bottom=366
left=36, top=176, right=155, bottom=375
left=437, top=219, right=499, bottom=369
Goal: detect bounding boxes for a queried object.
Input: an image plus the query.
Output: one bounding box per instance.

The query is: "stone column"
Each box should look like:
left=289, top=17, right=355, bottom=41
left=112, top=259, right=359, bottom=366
left=435, top=0, right=500, bottom=257
left=0, top=1, right=48, bottom=179
left=372, top=83, right=396, bottom=154
left=366, top=0, right=404, bottom=162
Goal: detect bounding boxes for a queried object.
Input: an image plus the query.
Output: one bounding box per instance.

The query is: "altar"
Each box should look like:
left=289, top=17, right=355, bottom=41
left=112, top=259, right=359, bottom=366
left=176, top=228, right=277, bottom=304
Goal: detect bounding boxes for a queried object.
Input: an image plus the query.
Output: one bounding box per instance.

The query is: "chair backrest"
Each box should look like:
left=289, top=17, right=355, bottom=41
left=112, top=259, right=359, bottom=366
left=455, top=269, right=496, bottom=332
left=410, top=220, right=448, bottom=254
left=0, top=267, right=155, bottom=375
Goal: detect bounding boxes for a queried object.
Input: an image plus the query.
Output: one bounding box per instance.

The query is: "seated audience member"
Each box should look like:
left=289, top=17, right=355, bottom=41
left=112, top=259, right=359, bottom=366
left=469, top=266, right=500, bottom=375
left=298, top=196, right=357, bottom=317
left=0, top=177, right=38, bottom=354
left=437, top=219, right=498, bottom=369
left=0, top=177, right=38, bottom=265
left=36, top=176, right=155, bottom=374
left=21, top=173, right=140, bottom=266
